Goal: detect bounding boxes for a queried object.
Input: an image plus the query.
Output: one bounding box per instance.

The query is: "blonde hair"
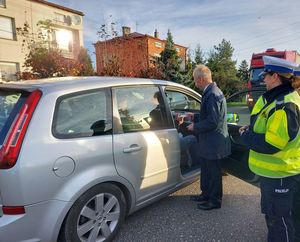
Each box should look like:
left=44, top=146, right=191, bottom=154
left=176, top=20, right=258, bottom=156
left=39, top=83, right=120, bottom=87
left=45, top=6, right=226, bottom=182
left=193, top=64, right=212, bottom=82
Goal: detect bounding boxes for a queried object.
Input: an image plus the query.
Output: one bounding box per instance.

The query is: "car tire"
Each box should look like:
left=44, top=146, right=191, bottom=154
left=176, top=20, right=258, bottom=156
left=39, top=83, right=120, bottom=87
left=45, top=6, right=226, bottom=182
left=59, top=183, right=126, bottom=242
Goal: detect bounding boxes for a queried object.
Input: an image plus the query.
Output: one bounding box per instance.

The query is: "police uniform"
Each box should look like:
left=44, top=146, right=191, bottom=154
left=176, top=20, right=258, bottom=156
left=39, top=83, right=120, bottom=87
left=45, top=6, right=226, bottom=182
left=293, top=66, right=300, bottom=94
left=241, top=56, right=300, bottom=242
left=293, top=66, right=300, bottom=242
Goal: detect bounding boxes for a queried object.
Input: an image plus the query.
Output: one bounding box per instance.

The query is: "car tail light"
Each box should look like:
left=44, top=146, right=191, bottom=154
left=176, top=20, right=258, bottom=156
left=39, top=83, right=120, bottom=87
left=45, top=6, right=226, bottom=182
left=0, top=90, right=42, bottom=169
left=2, top=206, right=25, bottom=215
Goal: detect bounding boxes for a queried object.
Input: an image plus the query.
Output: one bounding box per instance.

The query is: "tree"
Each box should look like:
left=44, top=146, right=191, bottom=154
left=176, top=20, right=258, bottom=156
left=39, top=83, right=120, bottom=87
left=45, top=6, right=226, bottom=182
left=16, top=20, right=89, bottom=79
left=96, top=18, right=123, bottom=77
left=159, top=30, right=182, bottom=83
left=182, top=48, right=195, bottom=89
left=237, top=60, right=249, bottom=83
left=194, top=44, right=206, bottom=65
left=77, top=47, right=94, bottom=76
left=206, top=39, right=242, bottom=96
left=139, top=66, right=164, bottom=79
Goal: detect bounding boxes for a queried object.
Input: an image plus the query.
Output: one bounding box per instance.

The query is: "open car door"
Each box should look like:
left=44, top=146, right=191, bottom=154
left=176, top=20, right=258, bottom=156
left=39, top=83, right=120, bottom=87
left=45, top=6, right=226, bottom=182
left=222, top=88, right=265, bottom=186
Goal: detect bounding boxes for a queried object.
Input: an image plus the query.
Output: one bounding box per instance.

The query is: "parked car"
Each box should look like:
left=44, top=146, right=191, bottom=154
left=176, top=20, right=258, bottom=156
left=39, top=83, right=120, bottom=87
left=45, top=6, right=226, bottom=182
left=0, top=76, right=260, bottom=242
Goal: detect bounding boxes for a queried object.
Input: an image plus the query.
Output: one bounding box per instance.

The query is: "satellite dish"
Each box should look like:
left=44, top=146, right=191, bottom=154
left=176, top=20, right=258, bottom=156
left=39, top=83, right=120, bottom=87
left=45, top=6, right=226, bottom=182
left=71, top=15, right=81, bottom=25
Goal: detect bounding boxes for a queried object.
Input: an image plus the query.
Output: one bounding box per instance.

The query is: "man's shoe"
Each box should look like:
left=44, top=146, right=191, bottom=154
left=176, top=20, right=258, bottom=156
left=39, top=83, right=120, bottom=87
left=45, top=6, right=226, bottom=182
left=196, top=201, right=221, bottom=210
left=190, top=195, right=208, bottom=202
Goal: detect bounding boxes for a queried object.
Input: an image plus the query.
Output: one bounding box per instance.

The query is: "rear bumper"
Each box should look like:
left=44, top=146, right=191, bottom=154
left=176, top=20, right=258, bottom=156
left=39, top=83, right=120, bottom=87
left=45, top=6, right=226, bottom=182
left=0, top=200, right=70, bottom=242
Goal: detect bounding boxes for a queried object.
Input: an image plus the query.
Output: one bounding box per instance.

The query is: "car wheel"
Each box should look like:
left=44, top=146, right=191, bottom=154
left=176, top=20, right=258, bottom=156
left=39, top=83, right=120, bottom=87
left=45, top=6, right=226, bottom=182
left=60, top=183, right=126, bottom=242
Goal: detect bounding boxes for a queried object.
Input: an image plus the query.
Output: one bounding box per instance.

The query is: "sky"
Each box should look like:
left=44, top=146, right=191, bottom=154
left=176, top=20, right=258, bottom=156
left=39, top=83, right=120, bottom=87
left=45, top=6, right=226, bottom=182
left=49, top=0, right=300, bottom=67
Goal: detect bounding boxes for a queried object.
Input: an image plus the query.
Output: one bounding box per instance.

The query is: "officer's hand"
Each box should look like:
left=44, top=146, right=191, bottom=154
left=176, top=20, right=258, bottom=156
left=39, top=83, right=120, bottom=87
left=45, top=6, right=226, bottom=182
left=239, top=125, right=249, bottom=135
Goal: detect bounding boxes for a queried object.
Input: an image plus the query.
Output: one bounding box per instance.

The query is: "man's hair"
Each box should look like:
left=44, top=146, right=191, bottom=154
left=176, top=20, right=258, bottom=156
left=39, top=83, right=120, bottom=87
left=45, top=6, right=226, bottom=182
left=193, top=64, right=212, bottom=82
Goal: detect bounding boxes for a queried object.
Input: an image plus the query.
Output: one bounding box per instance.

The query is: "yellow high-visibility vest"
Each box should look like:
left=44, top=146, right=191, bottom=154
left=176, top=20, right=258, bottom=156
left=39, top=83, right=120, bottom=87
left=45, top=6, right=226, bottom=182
left=249, top=91, right=300, bottom=178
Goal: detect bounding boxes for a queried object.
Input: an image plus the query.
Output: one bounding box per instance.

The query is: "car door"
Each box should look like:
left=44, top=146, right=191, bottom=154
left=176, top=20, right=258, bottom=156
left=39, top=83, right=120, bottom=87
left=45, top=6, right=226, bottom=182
left=222, top=89, right=266, bottom=185
left=164, top=87, right=202, bottom=174
left=112, top=85, right=180, bottom=204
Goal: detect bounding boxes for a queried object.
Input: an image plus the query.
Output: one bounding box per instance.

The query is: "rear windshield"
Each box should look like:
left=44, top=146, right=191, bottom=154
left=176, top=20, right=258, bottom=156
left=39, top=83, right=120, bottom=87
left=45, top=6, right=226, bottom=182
left=0, top=90, right=28, bottom=144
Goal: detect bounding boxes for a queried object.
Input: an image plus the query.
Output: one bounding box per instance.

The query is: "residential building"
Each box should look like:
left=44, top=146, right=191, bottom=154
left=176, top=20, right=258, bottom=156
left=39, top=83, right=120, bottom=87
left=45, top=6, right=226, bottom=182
left=0, top=0, right=84, bottom=81
left=94, top=26, right=187, bottom=77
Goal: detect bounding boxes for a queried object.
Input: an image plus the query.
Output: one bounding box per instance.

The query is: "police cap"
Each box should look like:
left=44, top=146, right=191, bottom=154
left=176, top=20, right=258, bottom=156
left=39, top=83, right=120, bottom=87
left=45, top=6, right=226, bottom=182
left=259, top=56, right=298, bottom=77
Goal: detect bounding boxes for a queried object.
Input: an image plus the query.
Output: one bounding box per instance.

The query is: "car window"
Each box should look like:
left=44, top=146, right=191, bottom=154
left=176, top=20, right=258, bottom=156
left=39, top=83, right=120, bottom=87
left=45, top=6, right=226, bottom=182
left=53, top=89, right=112, bottom=138
left=165, top=91, right=200, bottom=110
left=165, top=90, right=201, bottom=135
left=114, top=86, right=170, bottom=133
left=226, top=90, right=264, bottom=126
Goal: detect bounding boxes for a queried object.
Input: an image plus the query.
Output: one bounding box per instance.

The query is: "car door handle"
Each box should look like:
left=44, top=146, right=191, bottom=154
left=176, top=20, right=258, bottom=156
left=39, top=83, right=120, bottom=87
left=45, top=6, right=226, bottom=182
left=123, top=145, right=142, bottom=153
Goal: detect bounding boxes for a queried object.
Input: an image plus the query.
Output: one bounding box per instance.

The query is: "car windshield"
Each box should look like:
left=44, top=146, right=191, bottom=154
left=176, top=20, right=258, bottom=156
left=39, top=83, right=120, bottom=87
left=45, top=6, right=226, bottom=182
left=250, top=68, right=264, bottom=82
left=0, top=90, right=26, bottom=144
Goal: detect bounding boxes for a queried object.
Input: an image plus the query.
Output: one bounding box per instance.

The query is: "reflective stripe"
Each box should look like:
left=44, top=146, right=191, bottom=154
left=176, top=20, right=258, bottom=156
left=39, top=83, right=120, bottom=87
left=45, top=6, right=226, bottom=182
left=281, top=217, right=290, bottom=242
left=250, top=154, right=300, bottom=172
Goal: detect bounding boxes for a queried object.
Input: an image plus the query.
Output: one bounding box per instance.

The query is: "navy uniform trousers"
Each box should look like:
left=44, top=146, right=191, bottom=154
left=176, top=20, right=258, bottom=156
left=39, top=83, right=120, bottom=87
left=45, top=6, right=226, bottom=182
left=260, top=174, right=300, bottom=242
left=293, top=177, right=300, bottom=242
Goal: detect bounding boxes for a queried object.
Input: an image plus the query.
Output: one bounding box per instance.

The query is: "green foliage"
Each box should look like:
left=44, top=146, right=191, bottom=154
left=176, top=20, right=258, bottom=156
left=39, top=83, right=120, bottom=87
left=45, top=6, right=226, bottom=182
left=206, top=39, right=242, bottom=96
left=77, top=47, right=95, bottom=76
left=237, top=60, right=249, bottom=83
left=194, top=44, right=206, bottom=65
left=159, top=30, right=183, bottom=83
left=181, top=48, right=195, bottom=89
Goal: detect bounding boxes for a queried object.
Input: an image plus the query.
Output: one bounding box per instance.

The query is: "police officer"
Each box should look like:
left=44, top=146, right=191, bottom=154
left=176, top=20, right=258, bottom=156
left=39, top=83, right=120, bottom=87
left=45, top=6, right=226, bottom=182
left=239, top=56, right=300, bottom=242
left=292, top=66, right=300, bottom=242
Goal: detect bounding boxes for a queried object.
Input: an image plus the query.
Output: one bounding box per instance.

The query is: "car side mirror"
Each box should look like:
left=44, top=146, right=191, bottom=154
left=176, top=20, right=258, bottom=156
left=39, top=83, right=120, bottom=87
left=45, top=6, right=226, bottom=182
left=227, top=113, right=239, bottom=124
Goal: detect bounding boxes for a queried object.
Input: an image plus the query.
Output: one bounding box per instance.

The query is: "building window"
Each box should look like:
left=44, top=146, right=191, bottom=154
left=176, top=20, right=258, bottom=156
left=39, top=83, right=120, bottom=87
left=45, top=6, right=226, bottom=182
left=0, top=16, right=16, bottom=40
left=54, top=29, right=73, bottom=51
left=176, top=47, right=180, bottom=52
left=0, top=62, right=19, bottom=81
left=41, top=27, right=73, bottom=52
left=155, top=41, right=162, bottom=48
left=0, top=0, right=5, bottom=8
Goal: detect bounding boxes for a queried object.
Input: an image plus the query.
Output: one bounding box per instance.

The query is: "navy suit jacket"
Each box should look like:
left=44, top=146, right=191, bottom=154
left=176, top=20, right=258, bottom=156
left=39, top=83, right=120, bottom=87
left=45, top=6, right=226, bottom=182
left=194, top=82, right=231, bottom=160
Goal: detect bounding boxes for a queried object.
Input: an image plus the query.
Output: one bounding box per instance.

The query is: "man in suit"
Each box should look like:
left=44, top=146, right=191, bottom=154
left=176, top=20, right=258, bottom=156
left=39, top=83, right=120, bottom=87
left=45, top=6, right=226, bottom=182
left=187, top=64, right=231, bottom=210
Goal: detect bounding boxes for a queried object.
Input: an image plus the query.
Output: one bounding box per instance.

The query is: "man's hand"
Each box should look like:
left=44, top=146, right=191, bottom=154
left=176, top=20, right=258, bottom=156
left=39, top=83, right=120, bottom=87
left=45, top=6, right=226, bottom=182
left=187, top=123, right=194, bottom=131
left=239, top=125, right=249, bottom=135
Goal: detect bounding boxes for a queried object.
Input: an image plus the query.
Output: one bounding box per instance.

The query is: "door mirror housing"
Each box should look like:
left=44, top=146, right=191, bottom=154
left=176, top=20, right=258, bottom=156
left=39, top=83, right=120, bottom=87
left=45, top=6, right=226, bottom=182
left=227, top=113, right=239, bottom=124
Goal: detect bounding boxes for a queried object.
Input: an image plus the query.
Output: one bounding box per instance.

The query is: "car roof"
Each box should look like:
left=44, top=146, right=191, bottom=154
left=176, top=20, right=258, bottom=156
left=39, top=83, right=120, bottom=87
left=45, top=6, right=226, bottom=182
left=0, top=76, right=191, bottom=94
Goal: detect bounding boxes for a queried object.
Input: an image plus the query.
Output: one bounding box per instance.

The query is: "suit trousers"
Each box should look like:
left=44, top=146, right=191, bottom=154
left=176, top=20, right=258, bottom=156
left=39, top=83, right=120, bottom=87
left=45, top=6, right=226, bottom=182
left=199, top=158, right=223, bottom=205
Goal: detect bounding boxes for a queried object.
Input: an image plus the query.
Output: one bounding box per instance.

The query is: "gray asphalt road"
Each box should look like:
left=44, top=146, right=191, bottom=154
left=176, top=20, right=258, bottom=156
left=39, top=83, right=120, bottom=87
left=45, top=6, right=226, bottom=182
left=114, top=175, right=267, bottom=242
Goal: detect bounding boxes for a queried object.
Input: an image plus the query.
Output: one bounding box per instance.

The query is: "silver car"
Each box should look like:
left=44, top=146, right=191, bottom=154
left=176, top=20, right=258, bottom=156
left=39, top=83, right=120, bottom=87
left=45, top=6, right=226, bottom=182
left=0, top=76, right=203, bottom=242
